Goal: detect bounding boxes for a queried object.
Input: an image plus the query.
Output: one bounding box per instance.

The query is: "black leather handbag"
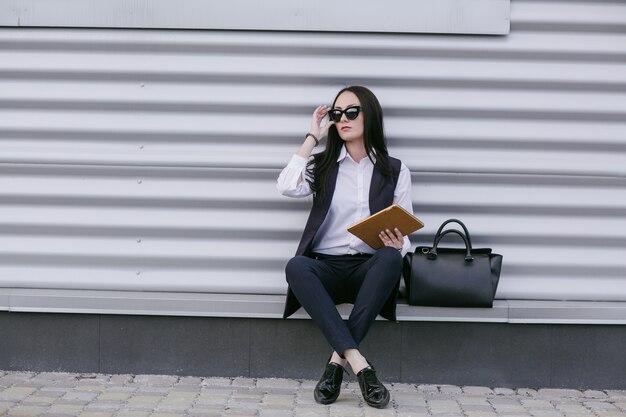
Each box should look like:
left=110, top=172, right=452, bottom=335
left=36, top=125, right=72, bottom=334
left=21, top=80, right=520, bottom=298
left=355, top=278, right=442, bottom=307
left=403, top=219, right=503, bottom=307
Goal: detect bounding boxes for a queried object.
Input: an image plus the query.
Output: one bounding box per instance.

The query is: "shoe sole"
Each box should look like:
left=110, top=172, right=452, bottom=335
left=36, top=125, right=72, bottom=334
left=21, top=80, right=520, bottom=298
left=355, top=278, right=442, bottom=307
left=364, top=392, right=390, bottom=409
left=314, top=392, right=340, bottom=405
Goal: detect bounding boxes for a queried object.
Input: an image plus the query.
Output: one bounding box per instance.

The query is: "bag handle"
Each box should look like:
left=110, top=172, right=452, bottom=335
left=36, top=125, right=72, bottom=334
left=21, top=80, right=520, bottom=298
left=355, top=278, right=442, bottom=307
left=428, top=229, right=474, bottom=262
left=434, top=218, right=473, bottom=248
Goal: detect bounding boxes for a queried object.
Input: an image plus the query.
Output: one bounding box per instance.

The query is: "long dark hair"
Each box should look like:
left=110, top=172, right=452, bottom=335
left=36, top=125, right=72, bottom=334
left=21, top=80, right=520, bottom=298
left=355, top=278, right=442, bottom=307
left=306, top=86, right=392, bottom=202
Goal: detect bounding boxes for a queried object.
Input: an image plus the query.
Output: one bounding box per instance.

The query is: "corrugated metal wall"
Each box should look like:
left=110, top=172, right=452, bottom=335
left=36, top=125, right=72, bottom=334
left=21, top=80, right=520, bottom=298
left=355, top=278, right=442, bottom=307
left=1, top=0, right=625, bottom=316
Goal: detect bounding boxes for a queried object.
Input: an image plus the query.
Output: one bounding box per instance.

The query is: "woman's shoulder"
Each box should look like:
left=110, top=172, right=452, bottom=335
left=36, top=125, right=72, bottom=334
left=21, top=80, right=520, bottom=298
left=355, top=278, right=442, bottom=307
left=386, top=155, right=403, bottom=172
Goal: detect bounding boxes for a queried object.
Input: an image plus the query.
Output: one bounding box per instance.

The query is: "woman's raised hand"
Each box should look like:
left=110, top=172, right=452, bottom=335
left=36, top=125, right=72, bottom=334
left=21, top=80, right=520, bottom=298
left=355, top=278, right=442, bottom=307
left=296, top=105, right=335, bottom=158
left=309, top=105, right=335, bottom=139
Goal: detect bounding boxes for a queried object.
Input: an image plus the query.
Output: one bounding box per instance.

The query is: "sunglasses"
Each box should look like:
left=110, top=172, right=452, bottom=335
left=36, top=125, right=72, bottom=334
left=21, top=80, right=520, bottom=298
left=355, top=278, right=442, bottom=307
left=328, top=106, right=361, bottom=122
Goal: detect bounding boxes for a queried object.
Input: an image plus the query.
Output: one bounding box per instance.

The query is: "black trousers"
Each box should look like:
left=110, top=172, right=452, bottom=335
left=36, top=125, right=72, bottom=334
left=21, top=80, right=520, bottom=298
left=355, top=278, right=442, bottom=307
left=285, top=246, right=403, bottom=356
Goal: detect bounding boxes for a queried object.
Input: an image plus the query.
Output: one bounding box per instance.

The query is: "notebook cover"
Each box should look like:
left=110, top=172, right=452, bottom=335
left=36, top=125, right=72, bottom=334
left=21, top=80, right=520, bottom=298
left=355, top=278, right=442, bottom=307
left=347, top=204, right=424, bottom=250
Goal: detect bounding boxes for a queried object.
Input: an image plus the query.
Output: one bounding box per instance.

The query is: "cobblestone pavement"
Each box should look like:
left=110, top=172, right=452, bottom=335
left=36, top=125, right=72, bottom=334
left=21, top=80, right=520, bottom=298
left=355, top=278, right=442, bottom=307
left=1, top=371, right=625, bottom=417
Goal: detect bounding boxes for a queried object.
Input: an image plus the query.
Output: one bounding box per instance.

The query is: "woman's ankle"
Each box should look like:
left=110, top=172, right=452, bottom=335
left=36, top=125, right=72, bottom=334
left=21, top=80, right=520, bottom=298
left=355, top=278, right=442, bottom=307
left=343, top=349, right=369, bottom=375
left=330, top=351, right=347, bottom=367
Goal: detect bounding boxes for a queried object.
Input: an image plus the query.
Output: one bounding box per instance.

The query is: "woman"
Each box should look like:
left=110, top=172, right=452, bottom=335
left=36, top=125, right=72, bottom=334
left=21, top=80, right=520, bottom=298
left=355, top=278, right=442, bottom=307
left=277, top=86, right=414, bottom=408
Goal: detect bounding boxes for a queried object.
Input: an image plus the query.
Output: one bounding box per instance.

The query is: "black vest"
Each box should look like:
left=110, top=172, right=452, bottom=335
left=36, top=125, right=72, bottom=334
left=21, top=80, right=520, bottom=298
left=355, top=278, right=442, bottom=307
left=283, top=156, right=402, bottom=319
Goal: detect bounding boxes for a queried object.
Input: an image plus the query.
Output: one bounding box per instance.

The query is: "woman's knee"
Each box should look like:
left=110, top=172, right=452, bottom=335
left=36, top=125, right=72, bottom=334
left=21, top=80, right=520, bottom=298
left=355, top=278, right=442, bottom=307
left=285, top=255, right=311, bottom=284
left=375, top=246, right=403, bottom=268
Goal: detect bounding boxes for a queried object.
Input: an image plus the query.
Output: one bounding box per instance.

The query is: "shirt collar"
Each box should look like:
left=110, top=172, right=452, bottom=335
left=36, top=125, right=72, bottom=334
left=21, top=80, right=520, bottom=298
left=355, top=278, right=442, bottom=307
left=336, top=145, right=377, bottom=164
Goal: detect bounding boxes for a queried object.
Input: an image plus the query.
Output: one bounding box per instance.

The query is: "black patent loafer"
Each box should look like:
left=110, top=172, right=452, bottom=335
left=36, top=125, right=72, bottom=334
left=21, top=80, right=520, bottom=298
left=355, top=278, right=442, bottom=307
left=313, top=361, right=344, bottom=404
left=357, top=366, right=390, bottom=408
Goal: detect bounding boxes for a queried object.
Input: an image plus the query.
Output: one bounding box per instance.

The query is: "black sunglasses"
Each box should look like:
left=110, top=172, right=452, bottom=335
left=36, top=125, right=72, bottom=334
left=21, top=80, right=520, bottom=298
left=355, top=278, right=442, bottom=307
left=328, top=106, right=361, bottom=122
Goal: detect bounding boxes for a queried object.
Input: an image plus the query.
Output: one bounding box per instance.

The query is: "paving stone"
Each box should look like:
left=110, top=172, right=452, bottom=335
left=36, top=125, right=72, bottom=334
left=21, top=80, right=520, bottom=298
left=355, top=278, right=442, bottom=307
left=230, top=393, right=263, bottom=405
left=293, top=404, right=328, bottom=416
left=115, top=412, right=150, bottom=417
left=196, top=394, right=231, bottom=406
left=76, top=385, right=106, bottom=393
left=606, top=391, right=626, bottom=399
left=47, top=404, right=84, bottom=414
left=150, top=413, right=185, bottom=417
left=439, top=385, right=463, bottom=395
left=582, top=390, right=607, bottom=399
left=299, top=380, right=318, bottom=390
left=517, top=389, right=539, bottom=397
left=490, top=402, right=526, bottom=413
left=458, top=396, right=491, bottom=405
left=257, top=378, right=300, bottom=390
left=464, top=411, right=498, bottom=417
left=165, top=390, right=198, bottom=399
left=0, top=401, right=16, bottom=409
left=61, top=391, right=99, bottom=402
left=170, top=385, right=201, bottom=394
left=154, top=404, right=191, bottom=413
left=175, top=376, right=202, bottom=385
left=0, top=373, right=35, bottom=383
left=21, top=396, right=56, bottom=405
left=520, top=399, right=554, bottom=408
left=55, top=399, right=91, bottom=407
left=461, top=404, right=496, bottom=412
left=392, top=383, right=418, bottom=392
left=127, top=395, right=163, bottom=405
left=463, top=387, right=495, bottom=396
left=538, top=388, right=582, bottom=398
left=231, top=378, right=256, bottom=388
left=329, top=407, right=362, bottom=417
left=294, top=412, right=327, bottom=417
left=396, top=410, right=430, bottom=417
left=107, top=375, right=133, bottom=385
left=263, top=394, right=295, bottom=406
left=394, top=392, right=427, bottom=407
left=345, top=382, right=361, bottom=391
left=363, top=406, right=396, bottom=416
left=83, top=404, right=123, bottom=414
left=584, top=401, right=619, bottom=410
left=5, top=405, right=47, bottom=416
left=78, top=412, right=114, bottom=417
left=427, top=399, right=462, bottom=414
left=134, top=387, right=170, bottom=396
left=223, top=407, right=259, bottom=416
left=259, top=409, right=294, bottom=417
left=97, top=392, right=131, bottom=401
left=200, top=378, right=232, bottom=388
left=417, top=384, right=439, bottom=393
left=33, top=389, right=65, bottom=398
left=0, top=388, right=38, bottom=402
left=493, top=388, right=517, bottom=396
left=132, top=376, right=178, bottom=387
left=294, top=394, right=317, bottom=406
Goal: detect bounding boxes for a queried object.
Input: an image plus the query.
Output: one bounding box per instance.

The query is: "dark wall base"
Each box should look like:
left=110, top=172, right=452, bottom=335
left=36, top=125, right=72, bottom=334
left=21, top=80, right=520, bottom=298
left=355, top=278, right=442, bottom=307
left=1, top=312, right=625, bottom=390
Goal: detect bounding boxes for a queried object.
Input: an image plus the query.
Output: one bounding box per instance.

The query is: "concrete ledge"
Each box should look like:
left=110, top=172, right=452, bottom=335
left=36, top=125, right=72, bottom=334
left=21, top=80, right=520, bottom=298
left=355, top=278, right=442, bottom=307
left=508, top=300, right=626, bottom=324
left=1, top=311, right=625, bottom=389
left=2, top=288, right=626, bottom=324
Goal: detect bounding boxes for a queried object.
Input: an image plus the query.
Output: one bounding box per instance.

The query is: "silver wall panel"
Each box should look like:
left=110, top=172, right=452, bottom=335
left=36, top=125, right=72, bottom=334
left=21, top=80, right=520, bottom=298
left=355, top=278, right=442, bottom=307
left=1, top=0, right=625, bottom=318
left=0, top=0, right=511, bottom=35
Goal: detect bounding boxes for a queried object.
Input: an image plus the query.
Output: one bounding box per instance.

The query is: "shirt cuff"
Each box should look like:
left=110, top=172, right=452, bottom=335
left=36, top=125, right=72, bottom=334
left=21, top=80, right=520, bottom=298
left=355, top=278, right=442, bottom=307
left=289, top=153, right=308, bottom=168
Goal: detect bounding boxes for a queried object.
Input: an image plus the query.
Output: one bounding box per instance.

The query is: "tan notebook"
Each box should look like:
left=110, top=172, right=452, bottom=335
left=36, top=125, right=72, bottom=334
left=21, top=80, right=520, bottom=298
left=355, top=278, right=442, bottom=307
left=347, top=204, right=424, bottom=250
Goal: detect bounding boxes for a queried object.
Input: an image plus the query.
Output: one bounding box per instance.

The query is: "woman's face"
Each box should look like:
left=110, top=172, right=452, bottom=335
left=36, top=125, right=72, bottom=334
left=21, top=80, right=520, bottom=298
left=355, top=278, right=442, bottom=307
left=332, top=91, right=364, bottom=143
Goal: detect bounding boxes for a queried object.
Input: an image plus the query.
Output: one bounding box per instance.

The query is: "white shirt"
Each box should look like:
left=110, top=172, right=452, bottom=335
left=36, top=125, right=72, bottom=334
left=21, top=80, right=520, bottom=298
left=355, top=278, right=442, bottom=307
left=277, top=146, right=414, bottom=256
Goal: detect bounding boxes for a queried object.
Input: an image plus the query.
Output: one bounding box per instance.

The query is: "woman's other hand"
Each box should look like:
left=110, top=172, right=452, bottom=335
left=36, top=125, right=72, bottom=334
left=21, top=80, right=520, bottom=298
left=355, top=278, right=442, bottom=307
left=379, top=228, right=404, bottom=250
